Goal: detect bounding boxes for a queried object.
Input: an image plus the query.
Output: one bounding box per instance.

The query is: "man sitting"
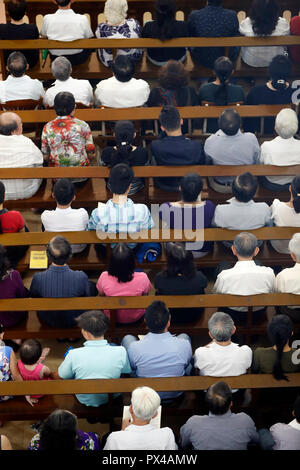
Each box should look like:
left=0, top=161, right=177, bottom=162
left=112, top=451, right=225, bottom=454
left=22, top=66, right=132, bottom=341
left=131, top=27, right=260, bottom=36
left=122, top=300, right=192, bottom=401
left=94, top=55, right=150, bottom=108
left=151, top=106, right=205, bottom=191
left=0, top=112, right=43, bottom=200
left=44, top=56, right=93, bottom=108
left=180, top=381, right=259, bottom=450
left=265, top=396, right=300, bottom=450
left=204, top=108, right=260, bottom=193
left=58, top=310, right=131, bottom=407
left=0, top=51, right=44, bottom=103
left=104, top=387, right=177, bottom=450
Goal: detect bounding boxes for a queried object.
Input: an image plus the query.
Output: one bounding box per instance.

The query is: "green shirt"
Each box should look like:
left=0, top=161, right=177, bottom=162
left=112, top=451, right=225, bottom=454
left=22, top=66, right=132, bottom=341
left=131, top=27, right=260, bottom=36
left=251, top=347, right=300, bottom=374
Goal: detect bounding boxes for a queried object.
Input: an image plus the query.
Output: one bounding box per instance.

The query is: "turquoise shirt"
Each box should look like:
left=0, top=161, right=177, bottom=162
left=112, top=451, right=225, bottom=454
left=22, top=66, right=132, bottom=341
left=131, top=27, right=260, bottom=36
left=58, top=339, right=132, bottom=407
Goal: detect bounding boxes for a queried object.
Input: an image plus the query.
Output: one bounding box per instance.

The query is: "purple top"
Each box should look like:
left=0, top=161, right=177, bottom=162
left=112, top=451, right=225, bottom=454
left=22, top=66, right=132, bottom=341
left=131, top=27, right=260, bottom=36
left=0, top=270, right=28, bottom=327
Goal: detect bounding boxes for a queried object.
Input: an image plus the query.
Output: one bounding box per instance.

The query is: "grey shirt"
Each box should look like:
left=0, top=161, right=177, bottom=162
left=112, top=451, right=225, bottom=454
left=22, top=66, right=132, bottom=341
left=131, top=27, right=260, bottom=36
left=270, top=421, right=300, bottom=450
left=212, top=198, right=273, bottom=229
left=180, top=410, right=259, bottom=450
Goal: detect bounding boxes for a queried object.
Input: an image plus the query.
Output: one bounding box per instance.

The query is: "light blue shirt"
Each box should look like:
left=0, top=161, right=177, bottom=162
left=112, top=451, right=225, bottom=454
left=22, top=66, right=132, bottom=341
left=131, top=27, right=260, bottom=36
left=212, top=197, right=273, bottom=229
left=58, top=339, right=132, bottom=407
left=127, top=332, right=192, bottom=400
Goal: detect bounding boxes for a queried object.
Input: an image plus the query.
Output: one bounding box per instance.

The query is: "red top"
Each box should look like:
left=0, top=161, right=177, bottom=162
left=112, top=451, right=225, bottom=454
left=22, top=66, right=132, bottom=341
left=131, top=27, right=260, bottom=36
left=0, top=210, right=24, bottom=233
left=17, top=361, right=45, bottom=398
left=290, top=16, right=300, bottom=64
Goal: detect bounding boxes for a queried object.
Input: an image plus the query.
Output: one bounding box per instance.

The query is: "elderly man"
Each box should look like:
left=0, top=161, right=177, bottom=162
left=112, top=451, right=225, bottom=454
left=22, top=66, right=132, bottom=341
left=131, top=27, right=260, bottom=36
left=0, top=51, right=44, bottom=103
left=180, top=381, right=259, bottom=450
left=104, top=387, right=178, bottom=450
left=44, top=56, right=93, bottom=108
left=260, top=109, right=300, bottom=191
left=0, top=112, right=43, bottom=200
left=204, top=108, right=260, bottom=193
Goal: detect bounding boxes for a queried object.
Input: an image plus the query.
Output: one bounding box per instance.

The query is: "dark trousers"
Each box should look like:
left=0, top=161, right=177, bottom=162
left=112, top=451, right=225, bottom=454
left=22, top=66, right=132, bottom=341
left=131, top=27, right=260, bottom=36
left=259, top=176, right=290, bottom=192
left=50, top=49, right=93, bottom=66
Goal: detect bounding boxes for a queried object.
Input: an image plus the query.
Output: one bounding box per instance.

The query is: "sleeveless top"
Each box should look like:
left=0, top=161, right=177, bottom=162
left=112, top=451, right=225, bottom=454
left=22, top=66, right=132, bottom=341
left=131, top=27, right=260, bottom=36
left=17, top=361, right=45, bottom=399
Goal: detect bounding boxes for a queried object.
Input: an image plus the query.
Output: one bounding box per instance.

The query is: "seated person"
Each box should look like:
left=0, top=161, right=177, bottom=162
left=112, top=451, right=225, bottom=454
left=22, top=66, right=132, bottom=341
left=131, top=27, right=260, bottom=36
left=94, top=55, right=150, bottom=108
left=151, top=106, right=205, bottom=191
left=122, top=300, right=192, bottom=401
left=154, top=242, right=207, bottom=323
left=58, top=310, right=131, bottom=407
left=204, top=109, right=259, bottom=193
left=104, top=386, right=177, bottom=450
left=44, top=57, right=93, bottom=108
left=180, top=381, right=259, bottom=450
left=159, top=173, right=215, bottom=257
left=0, top=51, right=44, bottom=103
left=290, top=16, right=300, bottom=64
left=41, top=179, right=89, bottom=254
left=40, top=0, right=93, bottom=66
left=0, top=0, right=39, bottom=68
left=96, top=243, right=152, bottom=324
left=259, top=109, right=300, bottom=191
left=213, top=232, right=275, bottom=324
left=268, top=397, right=300, bottom=450
left=29, top=236, right=93, bottom=328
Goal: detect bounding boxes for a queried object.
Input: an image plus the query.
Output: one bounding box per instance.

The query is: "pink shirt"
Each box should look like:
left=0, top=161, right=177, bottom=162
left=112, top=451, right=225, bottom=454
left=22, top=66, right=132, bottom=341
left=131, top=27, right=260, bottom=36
left=17, top=361, right=45, bottom=398
left=96, top=271, right=152, bottom=323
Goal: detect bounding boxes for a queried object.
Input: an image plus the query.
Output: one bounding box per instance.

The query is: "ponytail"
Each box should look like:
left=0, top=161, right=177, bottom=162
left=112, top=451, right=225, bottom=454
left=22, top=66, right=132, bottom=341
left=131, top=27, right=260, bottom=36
left=109, top=120, right=135, bottom=168
left=291, top=176, right=300, bottom=214
left=271, top=78, right=286, bottom=91
left=110, top=142, right=134, bottom=167
left=267, top=315, right=293, bottom=381
left=269, top=55, right=291, bottom=91
left=213, top=56, right=234, bottom=106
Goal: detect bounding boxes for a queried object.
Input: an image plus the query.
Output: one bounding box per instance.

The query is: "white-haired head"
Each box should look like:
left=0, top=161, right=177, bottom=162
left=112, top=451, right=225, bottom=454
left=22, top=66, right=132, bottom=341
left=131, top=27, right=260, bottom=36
left=288, top=233, right=300, bottom=262
left=275, top=108, right=299, bottom=139
left=104, top=0, right=128, bottom=25
left=51, top=56, right=72, bottom=82
left=131, top=387, right=160, bottom=421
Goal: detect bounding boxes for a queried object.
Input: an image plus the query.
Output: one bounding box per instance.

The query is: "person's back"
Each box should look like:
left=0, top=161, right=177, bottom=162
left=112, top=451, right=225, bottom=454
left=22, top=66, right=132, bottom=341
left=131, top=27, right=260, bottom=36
left=270, top=397, right=300, bottom=450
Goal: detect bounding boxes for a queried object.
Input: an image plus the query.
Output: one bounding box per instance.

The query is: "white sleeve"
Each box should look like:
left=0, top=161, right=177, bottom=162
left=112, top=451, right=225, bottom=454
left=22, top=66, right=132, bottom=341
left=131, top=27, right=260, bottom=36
left=212, top=274, right=225, bottom=294
left=241, top=346, right=253, bottom=369
left=83, top=16, right=94, bottom=38
left=211, top=206, right=224, bottom=228
left=194, top=348, right=206, bottom=370
left=40, top=17, right=48, bottom=37
left=103, top=434, right=115, bottom=450
left=239, top=18, right=251, bottom=36
left=30, top=141, right=43, bottom=166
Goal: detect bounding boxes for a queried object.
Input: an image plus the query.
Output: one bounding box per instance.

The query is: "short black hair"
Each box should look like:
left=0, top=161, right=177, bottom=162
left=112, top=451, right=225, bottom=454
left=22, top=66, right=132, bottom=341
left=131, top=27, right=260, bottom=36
left=46, top=236, right=72, bottom=265
left=219, top=108, right=241, bottom=136
left=232, top=172, right=258, bottom=203
left=145, top=301, right=170, bottom=333
left=207, top=0, right=222, bottom=5
left=205, top=381, right=232, bottom=415
left=108, top=163, right=134, bottom=194
left=159, top=105, right=181, bottom=132
left=7, top=0, right=27, bottom=21
left=108, top=243, right=135, bottom=283
left=269, top=54, right=291, bottom=90
left=55, top=0, right=71, bottom=6
left=0, top=181, right=5, bottom=204
left=294, top=396, right=300, bottom=423
left=180, top=173, right=203, bottom=203
left=76, top=310, right=110, bottom=337
left=111, top=55, right=135, bottom=83
left=54, top=91, right=75, bottom=116
left=53, top=179, right=75, bottom=206
left=39, top=409, right=77, bottom=451
left=19, top=339, right=42, bottom=365
left=7, top=51, right=27, bottom=77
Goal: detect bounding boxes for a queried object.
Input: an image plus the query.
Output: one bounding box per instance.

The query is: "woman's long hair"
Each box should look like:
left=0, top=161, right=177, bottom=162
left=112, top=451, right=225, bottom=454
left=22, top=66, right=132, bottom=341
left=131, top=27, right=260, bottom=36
left=109, top=121, right=136, bottom=167
left=267, top=315, right=293, bottom=381
left=155, top=0, right=176, bottom=40
left=249, top=0, right=279, bottom=36
left=212, top=56, right=234, bottom=105
left=39, top=410, right=78, bottom=451
left=108, top=243, right=136, bottom=283
left=291, top=176, right=300, bottom=214
left=164, top=242, right=196, bottom=280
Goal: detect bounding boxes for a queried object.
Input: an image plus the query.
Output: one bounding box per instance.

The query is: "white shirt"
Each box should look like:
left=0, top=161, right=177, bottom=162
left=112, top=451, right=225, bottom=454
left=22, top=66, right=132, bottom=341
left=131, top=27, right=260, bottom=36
left=271, top=199, right=300, bottom=253
left=0, top=134, right=43, bottom=200
left=275, top=263, right=300, bottom=308
left=41, top=206, right=89, bottom=253
left=40, top=9, right=93, bottom=56
left=260, top=136, right=300, bottom=185
left=239, top=17, right=290, bottom=67
left=44, top=77, right=93, bottom=107
left=104, top=424, right=178, bottom=450
left=213, top=260, right=275, bottom=312
left=0, top=75, right=44, bottom=103
left=94, top=76, right=150, bottom=108
left=194, top=342, right=252, bottom=377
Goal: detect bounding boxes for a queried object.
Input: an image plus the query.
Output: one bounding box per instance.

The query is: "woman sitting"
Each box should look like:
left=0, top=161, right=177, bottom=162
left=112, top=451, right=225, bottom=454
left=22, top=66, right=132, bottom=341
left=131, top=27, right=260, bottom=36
left=142, top=0, right=188, bottom=66
left=95, top=0, right=142, bottom=67
left=239, top=0, right=289, bottom=67
left=100, top=120, right=149, bottom=195
left=154, top=242, right=207, bottom=323
left=96, top=243, right=152, bottom=323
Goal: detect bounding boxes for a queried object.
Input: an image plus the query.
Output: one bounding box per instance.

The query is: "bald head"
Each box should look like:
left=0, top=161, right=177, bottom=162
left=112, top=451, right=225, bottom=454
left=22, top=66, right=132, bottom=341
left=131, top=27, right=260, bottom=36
left=0, top=112, right=22, bottom=135
left=47, top=236, right=72, bottom=266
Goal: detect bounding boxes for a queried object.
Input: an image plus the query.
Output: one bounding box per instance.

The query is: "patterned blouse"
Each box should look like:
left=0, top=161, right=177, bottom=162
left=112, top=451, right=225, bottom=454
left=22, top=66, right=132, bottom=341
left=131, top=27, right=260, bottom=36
left=28, top=429, right=100, bottom=450
left=0, top=345, right=13, bottom=402
left=41, top=115, right=95, bottom=167
left=95, top=18, right=143, bottom=67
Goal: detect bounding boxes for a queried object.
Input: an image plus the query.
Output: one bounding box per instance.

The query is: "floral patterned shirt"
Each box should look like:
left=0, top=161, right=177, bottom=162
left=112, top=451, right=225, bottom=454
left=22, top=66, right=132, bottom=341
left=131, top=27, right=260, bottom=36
left=41, top=115, right=95, bottom=167
left=28, top=429, right=100, bottom=450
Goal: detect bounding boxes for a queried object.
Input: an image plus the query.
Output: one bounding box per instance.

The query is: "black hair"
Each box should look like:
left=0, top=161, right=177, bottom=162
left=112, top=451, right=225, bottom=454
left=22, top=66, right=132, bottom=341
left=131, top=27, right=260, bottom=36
left=164, top=242, right=196, bottom=280
left=39, top=410, right=77, bottom=451
left=155, top=0, right=176, bottom=40
left=7, top=0, right=27, bottom=21
left=291, top=176, right=300, bottom=214
left=145, top=301, right=170, bottom=333
left=212, top=56, right=234, bottom=105
left=218, top=108, right=241, bottom=136
left=267, top=314, right=293, bottom=381
left=76, top=310, right=110, bottom=337
left=109, top=121, right=136, bottom=167
left=55, top=0, right=71, bottom=6
left=180, top=173, right=203, bottom=203
left=205, top=381, right=232, bottom=415
left=53, top=179, right=75, bottom=206
left=0, top=245, right=9, bottom=279
left=0, top=323, right=4, bottom=334
left=111, top=55, right=135, bottom=83
left=54, top=91, right=75, bottom=116
left=19, top=339, right=42, bottom=365
left=249, top=0, right=279, bottom=36
left=159, top=105, right=181, bottom=132
left=108, top=163, right=134, bottom=194
left=269, top=55, right=291, bottom=91
left=7, top=51, right=27, bottom=77
left=46, top=236, right=72, bottom=265
left=207, top=0, right=222, bottom=5
left=108, top=243, right=135, bottom=283
left=232, top=172, right=258, bottom=203
left=0, top=181, right=5, bottom=205
left=294, top=396, right=300, bottom=423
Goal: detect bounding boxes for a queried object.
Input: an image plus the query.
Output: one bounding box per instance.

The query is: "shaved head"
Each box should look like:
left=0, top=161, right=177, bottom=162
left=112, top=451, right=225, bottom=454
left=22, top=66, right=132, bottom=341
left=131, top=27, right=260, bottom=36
left=0, top=112, right=22, bottom=135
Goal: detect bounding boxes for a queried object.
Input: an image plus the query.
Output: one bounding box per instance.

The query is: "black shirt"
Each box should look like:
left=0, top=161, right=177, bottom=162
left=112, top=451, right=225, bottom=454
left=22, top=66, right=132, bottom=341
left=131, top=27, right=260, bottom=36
left=0, top=23, right=39, bottom=68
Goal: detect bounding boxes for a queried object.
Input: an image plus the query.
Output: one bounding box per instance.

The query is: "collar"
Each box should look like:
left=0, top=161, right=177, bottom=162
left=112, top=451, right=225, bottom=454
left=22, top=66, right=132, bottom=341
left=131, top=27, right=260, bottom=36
left=289, top=419, right=300, bottom=431
left=293, top=263, right=300, bottom=269
left=54, top=77, right=73, bottom=86
left=234, top=260, right=256, bottom=267
left=48, top=264, right=70, bottom=271
left=209, top=410, right=232, bottom=418
left=125, top=423, right=156, bottom=432
left=107, top=198, right=133, bottom=208
left=55, top=9, right=74, bottom=14
left=55, top=115, right=73, bottom=120
left=227, top=197, right=255, bottom=206
left=83, top=339, right=108, bottom=347
left=147, top=332, right=171, bottom=338
left=216, top=129, right=242, bottom=137
left=6, top=74, right=28, bottom=81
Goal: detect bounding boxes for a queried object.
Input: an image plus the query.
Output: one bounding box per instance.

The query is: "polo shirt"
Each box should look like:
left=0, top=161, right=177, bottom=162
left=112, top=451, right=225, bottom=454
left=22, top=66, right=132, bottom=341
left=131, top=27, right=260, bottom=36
left=0, top=209, right=24, bottom=232
left=0, top=74, right=44, bottom=103
left=94, top=76, right=150, bottom=108
left=270, top=199, right=300, bottom=254
left=260, top=136, right=300, bottom=185
left=270, top=420, right=300, bottom=450
left=104, top=424, right=178, bottom=450
left=212, top=198, right=273, bottom=229
left=275, top=263, right=300, bottom=308
left=44, top=77, right=93, bottom=107
left=58, top=339, right=131, bottom=407
left=194, top=342, right=252, bottom=377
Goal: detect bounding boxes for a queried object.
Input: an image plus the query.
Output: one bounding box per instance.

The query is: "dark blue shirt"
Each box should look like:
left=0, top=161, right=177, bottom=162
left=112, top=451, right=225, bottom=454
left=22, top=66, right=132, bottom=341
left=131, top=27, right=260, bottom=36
left=187, top=5, right=240, bottom=68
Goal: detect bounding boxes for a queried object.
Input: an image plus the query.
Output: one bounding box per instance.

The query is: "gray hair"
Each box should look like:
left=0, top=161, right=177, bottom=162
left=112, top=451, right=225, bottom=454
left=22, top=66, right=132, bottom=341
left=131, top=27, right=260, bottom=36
left=208, top=312, right=235, bottom=342
left=104, top=0, right=128, bottom=25
left=288, top=233, right=300, bottom=261
left=131, top=386, right=160, bottom=421
left=233, top=232, right=258, bottom=258
left=51, top=56, right=72, bottom=82
left=275, top=108, right=299, bottom=139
